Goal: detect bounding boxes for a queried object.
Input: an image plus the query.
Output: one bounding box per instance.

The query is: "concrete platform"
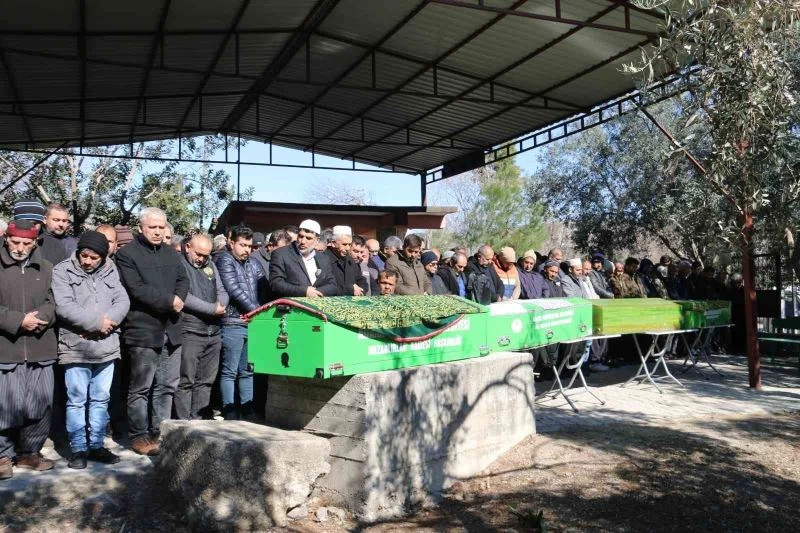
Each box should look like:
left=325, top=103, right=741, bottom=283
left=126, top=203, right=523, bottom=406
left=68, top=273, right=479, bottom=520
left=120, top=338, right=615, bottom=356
left=265, top=351, right=538, bottom=521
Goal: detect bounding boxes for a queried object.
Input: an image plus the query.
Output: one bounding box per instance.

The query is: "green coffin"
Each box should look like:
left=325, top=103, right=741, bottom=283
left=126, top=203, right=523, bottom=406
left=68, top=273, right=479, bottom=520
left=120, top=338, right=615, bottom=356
left=247, top=296, right=489, bottom=378
left=591, top=299, right=682, bottom=335
left=678, top=300, right=732, bottom=328
left=485, top=298, right=592, bottom=351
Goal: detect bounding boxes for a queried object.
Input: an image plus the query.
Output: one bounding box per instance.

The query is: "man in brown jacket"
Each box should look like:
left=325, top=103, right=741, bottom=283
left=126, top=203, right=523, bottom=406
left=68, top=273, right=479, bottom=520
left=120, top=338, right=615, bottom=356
left=385, top=234, right=431, bottom=295
left=0, top=220, right=57, bottom=480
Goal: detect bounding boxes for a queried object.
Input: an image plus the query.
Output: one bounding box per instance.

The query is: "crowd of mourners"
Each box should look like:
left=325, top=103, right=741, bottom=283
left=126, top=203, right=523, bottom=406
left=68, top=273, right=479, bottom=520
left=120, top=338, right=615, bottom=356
left=0, top=199, right=743, bottom=480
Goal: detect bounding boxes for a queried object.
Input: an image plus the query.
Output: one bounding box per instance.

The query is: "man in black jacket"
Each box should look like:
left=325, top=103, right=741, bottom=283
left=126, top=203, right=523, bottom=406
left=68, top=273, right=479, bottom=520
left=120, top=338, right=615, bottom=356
left=38, top=203, right=78, bottom=266
left=325, top=226, right=368, bottom=296
left=0, top=221, right=57, bottom=479
left=215, top=226, right=268, bottom=420
left=269, top=219, right=338, bottom=298
left=175, top=234, right=228, bottom=421
left=439, top=252, right=468, bottom=297
left=116, top=207, right=189, bottom=456
left=465, top=245, right=503, bottom=303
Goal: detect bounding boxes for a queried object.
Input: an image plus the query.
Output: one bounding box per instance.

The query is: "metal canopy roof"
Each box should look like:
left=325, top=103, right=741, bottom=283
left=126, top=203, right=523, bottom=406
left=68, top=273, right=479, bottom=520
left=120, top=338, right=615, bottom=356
left=0, top=0, right=662, bottom=176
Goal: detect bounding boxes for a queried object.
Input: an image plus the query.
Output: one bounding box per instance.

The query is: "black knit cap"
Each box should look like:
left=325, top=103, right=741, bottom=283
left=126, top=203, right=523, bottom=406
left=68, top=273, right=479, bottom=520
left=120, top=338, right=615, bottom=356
left=77, top=230, right=109, bottom=258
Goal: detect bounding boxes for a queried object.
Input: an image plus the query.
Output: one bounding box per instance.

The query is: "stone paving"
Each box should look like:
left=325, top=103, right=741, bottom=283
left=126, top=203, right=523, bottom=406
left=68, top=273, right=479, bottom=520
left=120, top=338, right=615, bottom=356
left=534, top=355, right=800, bottom=433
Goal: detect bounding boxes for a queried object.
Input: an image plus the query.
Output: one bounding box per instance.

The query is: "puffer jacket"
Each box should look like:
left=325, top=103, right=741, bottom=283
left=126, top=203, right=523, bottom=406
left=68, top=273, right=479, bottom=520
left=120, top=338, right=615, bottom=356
left=0, top=247, right=57, bottom=364
left=52, top=256, right=130, bottom=365
left=215, top=250, right=268, bottom=325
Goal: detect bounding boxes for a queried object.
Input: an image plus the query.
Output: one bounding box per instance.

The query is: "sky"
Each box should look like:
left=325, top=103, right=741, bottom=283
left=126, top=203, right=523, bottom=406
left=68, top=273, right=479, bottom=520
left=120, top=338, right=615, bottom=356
left=194, top=139, right=543, bottom=208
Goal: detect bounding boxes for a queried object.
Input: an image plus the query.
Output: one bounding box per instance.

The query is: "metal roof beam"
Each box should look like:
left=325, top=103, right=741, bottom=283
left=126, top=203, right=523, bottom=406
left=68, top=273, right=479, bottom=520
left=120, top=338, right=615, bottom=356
left=386, top=38, right=653, bottom=168
left=313, top=30, right=586, bottom=112
left=304, top=0, right=533, bottom=155
left=0, top=28, right=295, bottom=37
left=429, top=0, right=658, bottom=38
left=270, top=77, right=578, bottom=112
left=0, top=47, right=34, bottom=147
left=6, top=144, right=416, bottom=174
left=218, top=0, right=340, bottom=132
left=267, top=0, right=430, bottom=139
left=174, top=0, right=251, bottom=133
left=78, top=0, right=87, bottom=146
left=346, top=0, right=632, bottom=162
left=129, top=0, right=172, bottom=142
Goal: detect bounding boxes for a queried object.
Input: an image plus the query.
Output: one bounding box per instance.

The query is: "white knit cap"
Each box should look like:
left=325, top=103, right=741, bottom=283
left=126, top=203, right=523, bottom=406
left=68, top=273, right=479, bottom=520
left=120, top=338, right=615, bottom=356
left=299, top=219, right=321, bottom=235
left=568, top=258, right=582, bottom=268
left=332, top=225, right=352, bottom=238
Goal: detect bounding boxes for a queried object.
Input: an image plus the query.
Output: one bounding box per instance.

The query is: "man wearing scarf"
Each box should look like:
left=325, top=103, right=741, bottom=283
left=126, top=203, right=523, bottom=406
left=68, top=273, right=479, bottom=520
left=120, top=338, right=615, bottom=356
left=0, top=221, right=57, bottom=480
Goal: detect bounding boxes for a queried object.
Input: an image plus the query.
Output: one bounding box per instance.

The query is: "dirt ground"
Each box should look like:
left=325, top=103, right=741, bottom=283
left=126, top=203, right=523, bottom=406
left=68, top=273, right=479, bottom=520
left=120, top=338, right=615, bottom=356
left=3, top=411, right=798, bottom=533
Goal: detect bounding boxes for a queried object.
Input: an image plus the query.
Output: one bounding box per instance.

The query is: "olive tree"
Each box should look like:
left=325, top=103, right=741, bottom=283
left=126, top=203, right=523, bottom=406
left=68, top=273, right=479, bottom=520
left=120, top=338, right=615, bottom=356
left=629, top=0, right=800, bottom=388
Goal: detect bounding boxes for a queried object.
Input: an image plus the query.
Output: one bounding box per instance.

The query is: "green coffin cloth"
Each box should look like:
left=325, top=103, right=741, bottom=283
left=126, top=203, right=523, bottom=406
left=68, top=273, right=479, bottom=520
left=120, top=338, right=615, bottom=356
left=591, top=299, right=682, bottom=335
left=677, top=300, right=732, bottom=328
left=247, top=295, right=485, bottom=343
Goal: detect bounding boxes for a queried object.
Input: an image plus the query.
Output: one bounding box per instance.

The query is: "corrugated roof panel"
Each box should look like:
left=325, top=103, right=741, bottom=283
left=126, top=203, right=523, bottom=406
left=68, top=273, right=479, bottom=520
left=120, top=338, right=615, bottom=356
left=145, top=69, right=203, bottom=96
left=268, top=81, right=325, bottom=104
left=383, top=2, right=496, bottom=63
left=415, top=99, right=507, bottom=135
left=393, top=146, right=475, bottom=170
left=317, top=88, right=389, bottom=118
left=0, top=0, right=78, bottom=31
left=234, top=33, right=293, bottom=77
left=366, top=94, right=444, bottom=128
left=203, top=75, right=256, bottom=96
left=238, top=0, right=318, bottom=30
left=87, top=36, right=155, bottom=68
left=197, top=94, right=241, bottom=126
left=320, top=0, right=423, bottom=44
left=9, top=54, right=79, bottom=100
left=27, top=117, right=82, bottom=144
left=254, top=96, right=306, bottom=135
left=161, top=34, right=226, bottom=73
left=497, top=28, right=646, bottom=92
left=314, top=139, right=368, bottom=156
left=374, top=53, right=425, bottom=91
left=85, top=0, right=165, bottom=32
left=441, top=10, right=578, bottom=81
left=88, top=59, right=144, bottom=100
left=357, top=142, right=422, bottom=163
left=280, top=36, right=366, bottom=84
left=136, top=97, right=193, bottom=127
left=549, top=55, right=643, bottom=107
left=164, top=0, right=244, bottom=32
left=26, top=102, right=79, bottom=123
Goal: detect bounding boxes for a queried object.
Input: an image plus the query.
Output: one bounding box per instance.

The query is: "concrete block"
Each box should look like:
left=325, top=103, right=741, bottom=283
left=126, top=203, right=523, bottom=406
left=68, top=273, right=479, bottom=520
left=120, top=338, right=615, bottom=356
left=157, top=420, right=331, bottom=531
left=266, top=351, right=536, bottom=521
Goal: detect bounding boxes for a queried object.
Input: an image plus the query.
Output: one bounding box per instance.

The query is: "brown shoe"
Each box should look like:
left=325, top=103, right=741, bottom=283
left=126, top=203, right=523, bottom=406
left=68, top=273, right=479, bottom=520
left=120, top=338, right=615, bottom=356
left=131, top=437, right=160, bottom=457
left=15, top=452, right=55, bottom=471
left=0, top=457, right=12, bottom=480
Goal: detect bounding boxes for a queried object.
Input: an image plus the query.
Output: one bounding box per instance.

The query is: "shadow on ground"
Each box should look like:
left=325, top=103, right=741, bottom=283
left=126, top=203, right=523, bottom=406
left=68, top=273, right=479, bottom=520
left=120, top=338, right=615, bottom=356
left=358, top=412, right=800, bottom=532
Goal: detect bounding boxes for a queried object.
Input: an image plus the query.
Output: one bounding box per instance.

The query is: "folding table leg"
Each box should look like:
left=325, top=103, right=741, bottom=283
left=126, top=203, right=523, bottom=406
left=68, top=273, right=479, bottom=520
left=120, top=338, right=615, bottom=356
left=651, top=334, right=685, bottom=387
left=623, top=334, right=662, bottom=393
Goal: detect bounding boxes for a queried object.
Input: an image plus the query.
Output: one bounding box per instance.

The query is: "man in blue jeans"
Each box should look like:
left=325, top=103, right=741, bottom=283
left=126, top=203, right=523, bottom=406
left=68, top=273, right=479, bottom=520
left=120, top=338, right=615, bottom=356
left=52, top=231, right=130, bottom=468
left=215, top=225, right=267, bottom=420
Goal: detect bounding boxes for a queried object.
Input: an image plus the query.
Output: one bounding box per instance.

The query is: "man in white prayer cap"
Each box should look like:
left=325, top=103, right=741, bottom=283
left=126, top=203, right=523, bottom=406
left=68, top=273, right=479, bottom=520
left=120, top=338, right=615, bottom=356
left=323, top=225, right=368, bottom=296
left=268, top=219, right=338, bottom=298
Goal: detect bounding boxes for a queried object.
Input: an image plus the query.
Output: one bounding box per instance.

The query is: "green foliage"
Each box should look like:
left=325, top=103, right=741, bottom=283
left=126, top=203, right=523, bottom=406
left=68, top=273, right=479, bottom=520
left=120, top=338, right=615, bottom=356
left=530, top=99, right=734, bottom=261
left=629, top=0, right=800, bottom=243
left=447, top=157, right=546, bottom=253
left=0, top=135, right=251, bottom=233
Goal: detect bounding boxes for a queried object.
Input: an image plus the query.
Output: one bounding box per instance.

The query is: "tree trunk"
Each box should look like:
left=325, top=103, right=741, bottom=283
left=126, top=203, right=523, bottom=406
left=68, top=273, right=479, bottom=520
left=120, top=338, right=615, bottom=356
left=740, top=210, right=762, bottom=389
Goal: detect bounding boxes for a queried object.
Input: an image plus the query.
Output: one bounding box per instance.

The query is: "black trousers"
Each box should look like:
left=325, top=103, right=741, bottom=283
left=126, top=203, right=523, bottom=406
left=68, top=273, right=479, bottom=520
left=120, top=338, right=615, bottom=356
left=126, top=342, right=181, bottom=441
left=174, top=332, right=221, bottom=420
left=0, top=363, right=54, bottom=459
